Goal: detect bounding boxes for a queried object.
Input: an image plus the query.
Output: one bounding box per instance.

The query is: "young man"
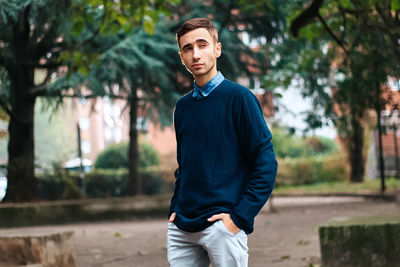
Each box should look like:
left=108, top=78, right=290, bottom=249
left=167, top=18, right=278, bottom=267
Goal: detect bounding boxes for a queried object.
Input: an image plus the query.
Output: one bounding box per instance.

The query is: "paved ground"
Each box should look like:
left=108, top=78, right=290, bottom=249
left=1, top=196, right=399, bottom=267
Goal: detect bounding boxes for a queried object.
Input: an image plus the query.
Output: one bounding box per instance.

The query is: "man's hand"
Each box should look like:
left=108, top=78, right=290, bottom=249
left=169, top=212, right=176, bottom=222
left=207, top=213, right=240, bottom=234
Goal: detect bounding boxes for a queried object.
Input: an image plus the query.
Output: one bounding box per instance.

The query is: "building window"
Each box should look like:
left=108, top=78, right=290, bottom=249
left=79, top=118, right=90, bottom=130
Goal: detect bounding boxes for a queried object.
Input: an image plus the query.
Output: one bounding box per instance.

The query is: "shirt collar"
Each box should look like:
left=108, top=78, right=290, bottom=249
left=192, top=72, right=225, bottom=99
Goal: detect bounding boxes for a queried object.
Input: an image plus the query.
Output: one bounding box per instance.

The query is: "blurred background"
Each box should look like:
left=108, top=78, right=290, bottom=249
left=1, top=0, right=399, bottom=203
left=0, top=1, right=400, bottom=266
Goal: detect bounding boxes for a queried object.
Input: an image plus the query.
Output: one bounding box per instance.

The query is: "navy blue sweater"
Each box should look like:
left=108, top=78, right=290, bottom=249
left=169, top=79, right=277, bottom=234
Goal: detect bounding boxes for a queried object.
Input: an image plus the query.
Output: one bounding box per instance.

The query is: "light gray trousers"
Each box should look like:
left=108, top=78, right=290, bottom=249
left=167, top=220, right=248, bottom=267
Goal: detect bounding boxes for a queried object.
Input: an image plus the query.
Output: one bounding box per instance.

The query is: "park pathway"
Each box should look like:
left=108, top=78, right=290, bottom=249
left=0, top=196, right=398, bottom=267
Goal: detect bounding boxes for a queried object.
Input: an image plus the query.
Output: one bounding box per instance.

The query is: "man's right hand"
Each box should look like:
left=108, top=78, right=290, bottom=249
left=169, top=212, right=176, bottom=222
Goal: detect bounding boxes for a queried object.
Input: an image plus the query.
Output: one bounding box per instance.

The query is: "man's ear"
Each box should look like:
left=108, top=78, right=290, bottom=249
left=215, top=42, right=222, bottom=58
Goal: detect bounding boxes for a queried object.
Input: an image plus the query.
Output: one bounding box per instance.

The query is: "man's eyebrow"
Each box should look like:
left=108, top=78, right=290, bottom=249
left=181, top=39, right=210, bottom=50
left=195, top=38, right=209, bottom=44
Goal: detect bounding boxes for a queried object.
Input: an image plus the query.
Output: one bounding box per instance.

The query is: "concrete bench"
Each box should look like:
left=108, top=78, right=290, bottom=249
left=319, top=215, right=400, bottom=267
left=0, top=230, right=75, bottom=267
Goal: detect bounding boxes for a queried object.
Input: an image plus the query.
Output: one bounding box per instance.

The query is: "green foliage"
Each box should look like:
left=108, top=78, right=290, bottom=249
left=37, top=168, right=167, bottom=199
left=392, top=0, right=400, bottom=10
left=272, top=127, right=338, bottom=158
left=94, top=143, right=128, bottom=169
left=264, top=0, right=400, bottom=181
left=0, top=0, right=180, bottom=201
left=60, top=0, right=180, bottom=75
left=37, top=172, right=82, bottom=200
left=94, top=142, right=160, bottom=169
left=138, top=142, right=160, bottom=168
left=84, top=169, right=128, bottom=197
left=276, top=154, right=348, bottom=186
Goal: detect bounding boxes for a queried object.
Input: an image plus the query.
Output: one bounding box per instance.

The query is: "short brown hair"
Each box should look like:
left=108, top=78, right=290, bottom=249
left=176, top=17, right=218, bottom=48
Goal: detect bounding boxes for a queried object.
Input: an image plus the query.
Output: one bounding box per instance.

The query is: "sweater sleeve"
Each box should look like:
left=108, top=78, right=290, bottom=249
left=168, top=107, right=181, bottom=217
left=230, top=91, right=278, bottom=234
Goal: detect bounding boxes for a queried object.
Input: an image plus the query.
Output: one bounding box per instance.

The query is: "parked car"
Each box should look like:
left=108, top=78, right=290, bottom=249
left=63, top=158, right=92, bottom=173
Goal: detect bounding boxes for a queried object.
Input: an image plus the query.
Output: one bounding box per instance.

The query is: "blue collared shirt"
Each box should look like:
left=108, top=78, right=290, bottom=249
left=192, top=72, right=225, bottom=99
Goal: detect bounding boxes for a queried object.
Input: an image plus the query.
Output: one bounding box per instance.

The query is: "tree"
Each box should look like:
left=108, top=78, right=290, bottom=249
left=0, top=0, right=172, bottom=202
left=264, top=0, right=400, bottom=182
left=0, top=0, right=286, bottom=200
left=52, top=0, right=287, bottom=195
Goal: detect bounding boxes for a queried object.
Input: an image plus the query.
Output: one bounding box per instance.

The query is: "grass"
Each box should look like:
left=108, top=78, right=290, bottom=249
left=274, top=177, right=400, bottom=195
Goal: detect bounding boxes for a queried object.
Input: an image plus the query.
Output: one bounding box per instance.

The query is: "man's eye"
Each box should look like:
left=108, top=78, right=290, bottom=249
left=200, top=44, right=207, bottom=48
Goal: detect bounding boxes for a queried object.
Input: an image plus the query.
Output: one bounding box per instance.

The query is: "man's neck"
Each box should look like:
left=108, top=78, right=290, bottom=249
left=194, top=69, right=218, bottom=87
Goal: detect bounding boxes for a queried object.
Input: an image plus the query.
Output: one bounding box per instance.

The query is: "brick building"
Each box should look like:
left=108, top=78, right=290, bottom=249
left=376, top=77, right=400, bottom=177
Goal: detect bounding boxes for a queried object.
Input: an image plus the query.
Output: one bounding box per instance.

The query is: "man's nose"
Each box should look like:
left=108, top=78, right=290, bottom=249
left=193, top=47, right=200, bottom=60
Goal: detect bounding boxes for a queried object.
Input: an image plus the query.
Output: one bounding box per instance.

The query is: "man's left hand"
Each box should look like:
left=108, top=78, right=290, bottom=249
left=207, top=213, right=240, bottom=234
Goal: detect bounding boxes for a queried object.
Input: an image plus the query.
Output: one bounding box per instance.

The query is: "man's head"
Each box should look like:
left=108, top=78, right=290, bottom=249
left=176, top=18, right=219, bottom=48
left=176, top=18, right=222, bottom=86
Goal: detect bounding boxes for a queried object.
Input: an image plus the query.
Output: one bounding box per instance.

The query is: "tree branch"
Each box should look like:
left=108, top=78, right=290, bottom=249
left=55, top=93, right=127, bottom=100
left=18, top=60, right=61, bottom=69
left=290, top=0, right=325, bottom=37
left=316, top=12, right=349, bottom=55
left=29, top=69, right=57, bottom=97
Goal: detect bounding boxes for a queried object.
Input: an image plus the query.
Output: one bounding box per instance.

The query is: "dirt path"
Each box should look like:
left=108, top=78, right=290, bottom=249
left=1, top=197, right=399, bottom=267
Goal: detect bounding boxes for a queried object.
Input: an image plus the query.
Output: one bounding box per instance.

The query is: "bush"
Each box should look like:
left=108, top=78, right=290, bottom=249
left=276, top=154, right=348, bottom=186
left=37, top=173, right=82, bottom=200
left=138, top=142, right=160, bottom=168
left=37, top=168, right=167, bottom=200
left=85, top=169, right=128, bottom=198
left=141, top=171, right=164, bottom=195
left=94, top=143, right=128, bottom=169
left=304, top=136, right=338, bottom=156
left=271, top=127, right=338, bottom=158
left=94, top=142, right=160, bottom=169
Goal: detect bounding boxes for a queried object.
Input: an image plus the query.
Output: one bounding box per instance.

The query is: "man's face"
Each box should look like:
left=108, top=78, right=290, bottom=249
left=178, top=28, right=221, bottom=80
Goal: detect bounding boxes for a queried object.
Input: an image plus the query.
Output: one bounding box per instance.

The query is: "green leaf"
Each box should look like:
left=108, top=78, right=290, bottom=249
left=392, top=0, right=400, bottom=10
left=73, top=51, right=82, bottom=64
left=78, top=65, right=89, bottom=76
left=143, top=19, right=155, bottom=35
left=72, top=17, right=85, bottom=36
left=57, top=51, right=70, bottom=63
left=105, top=21, right=121, bottom=35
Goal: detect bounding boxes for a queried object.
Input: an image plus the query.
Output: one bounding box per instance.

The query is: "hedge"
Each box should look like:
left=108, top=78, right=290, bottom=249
left=37, top=168, right=172, bottom=200
left=276, top=154, right=348, bottom=186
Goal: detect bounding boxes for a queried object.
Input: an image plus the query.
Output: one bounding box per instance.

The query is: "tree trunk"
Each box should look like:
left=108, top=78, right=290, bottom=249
left=3, top=6, right=37, bottom=202
left=393, top=124, right=400, bottom=178
left=4, top=67, right=37, bottom=202
left=376, top=107, right=386, bottom=192
left=127, top=89, right=140, bottom=195
left=348, top=116, right=365, bottom=182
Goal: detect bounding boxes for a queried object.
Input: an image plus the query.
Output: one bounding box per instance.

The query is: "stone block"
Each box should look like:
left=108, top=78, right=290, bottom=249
left=0, top=230, right=75, bottom=267
left=319, top=215, right=400, bottom=267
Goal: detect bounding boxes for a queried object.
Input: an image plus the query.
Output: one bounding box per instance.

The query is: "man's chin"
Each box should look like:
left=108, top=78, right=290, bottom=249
left=191, top=68, right=210, bottom=77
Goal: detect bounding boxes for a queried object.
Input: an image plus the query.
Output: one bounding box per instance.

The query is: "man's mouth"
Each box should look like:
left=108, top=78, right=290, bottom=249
left=192, top=63, right=203, bottom=68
